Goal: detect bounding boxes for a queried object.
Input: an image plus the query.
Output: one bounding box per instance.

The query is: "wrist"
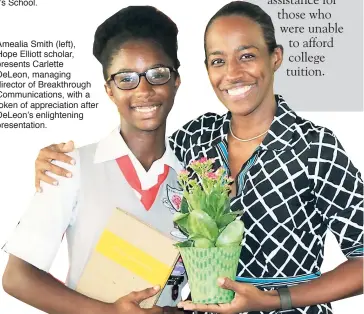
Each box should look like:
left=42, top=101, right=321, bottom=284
left=103, top=302, right=118, bottom=314
left=80, top=301, right=116, bottom=314
left=260, top=290, right=281, bottom=312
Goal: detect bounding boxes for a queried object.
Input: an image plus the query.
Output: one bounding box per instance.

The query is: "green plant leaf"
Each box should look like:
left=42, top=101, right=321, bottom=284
left=216, top=213, right=236, bottom=229
left=201, top=196, right=216, bottom=219
left=178, top=225, right=189, bottom=236
left=180, top=197, right=189, bottom=214
left=205, top=190, right=221, bottom=219
left=193, top=237, right=214, bottom=248
left=188, top=235, right=214, bottom=248
left=216, top=194, right=227, bottom=213
left=198, top=193, right=208, bottom=213
left=222, top=199, right=231, bottom=215
left=174, top=240, right=194, bottom=248
left=173, top=212, right=190, bottom=234
left=187, top=209, right=219, bottom=242
left=188, top=188, right=202, bottom=211
left=215, top=220, right=244, bottom=247
left=231, top=210, right=244, bottom=216
left=214, top=197, right=230, bottom=219
left=173, top=212, right=189, bottom=222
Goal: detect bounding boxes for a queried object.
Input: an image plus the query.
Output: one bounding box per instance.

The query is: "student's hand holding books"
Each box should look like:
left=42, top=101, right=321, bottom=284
left=110, top=285, right=163, bottom=314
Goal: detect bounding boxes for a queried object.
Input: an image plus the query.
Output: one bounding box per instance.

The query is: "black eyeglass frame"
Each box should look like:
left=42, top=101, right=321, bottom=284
left=106, top=66, right=177, bottom=90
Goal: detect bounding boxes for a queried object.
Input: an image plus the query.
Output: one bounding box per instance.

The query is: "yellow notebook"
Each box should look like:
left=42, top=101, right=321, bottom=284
left=76, top=208, right=180, bottom=308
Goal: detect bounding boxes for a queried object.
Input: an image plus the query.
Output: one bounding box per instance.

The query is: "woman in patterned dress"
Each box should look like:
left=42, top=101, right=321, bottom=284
left=32, top=2, right=363, bottom=314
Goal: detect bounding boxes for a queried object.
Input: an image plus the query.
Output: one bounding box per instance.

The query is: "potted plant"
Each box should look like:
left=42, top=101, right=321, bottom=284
left=174, top=157, right=244, bottom=304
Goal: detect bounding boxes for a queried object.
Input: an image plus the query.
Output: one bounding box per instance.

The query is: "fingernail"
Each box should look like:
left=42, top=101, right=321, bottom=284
left=70, top=159, right=76, bottom=165
left=217, top=277, right=225, bottom=286
left=66, top=172, right=72, bottom=178
left=37, top=187, right=42, bottom=193
left=177, top=302, right=182, bottom=308
left=153, top=285, right=160, bottom=291
left=53, top=181, right=59, bottom=186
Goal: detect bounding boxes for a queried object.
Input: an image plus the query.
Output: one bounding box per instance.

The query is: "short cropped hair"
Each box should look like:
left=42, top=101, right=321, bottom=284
left=93, top=6, right=180, bottom=80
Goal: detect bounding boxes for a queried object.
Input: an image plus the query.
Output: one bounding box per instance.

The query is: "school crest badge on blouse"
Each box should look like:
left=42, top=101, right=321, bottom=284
left=163, top=185, right=183, bottom=214
left=163, top=185, right=187, bottom=240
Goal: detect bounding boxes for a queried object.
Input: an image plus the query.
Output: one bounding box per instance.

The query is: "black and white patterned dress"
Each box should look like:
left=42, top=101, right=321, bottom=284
left=169, top=95, right=364, bottom=314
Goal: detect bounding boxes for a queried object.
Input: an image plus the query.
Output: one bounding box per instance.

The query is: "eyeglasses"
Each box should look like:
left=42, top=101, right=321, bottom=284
left=106, top=66, right=177, bottom=90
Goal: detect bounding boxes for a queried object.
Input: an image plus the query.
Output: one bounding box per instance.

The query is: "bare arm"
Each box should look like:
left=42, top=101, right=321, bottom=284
left=268, top=258, right=363, bottom=309
left=290, top=258, right=363, bottom=306
left=179, top=258, right=363, bottom=313
left=3, top=255, right=162, bottom=314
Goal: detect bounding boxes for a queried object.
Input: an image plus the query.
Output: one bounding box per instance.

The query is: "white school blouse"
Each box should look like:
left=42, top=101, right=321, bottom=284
left=3, top=127, right=187, bottom=306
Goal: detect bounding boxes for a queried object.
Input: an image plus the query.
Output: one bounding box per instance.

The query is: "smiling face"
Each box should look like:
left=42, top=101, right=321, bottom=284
left=205, top=15, right=282, bottom=116
left=105, top=39, right=180, bottom=132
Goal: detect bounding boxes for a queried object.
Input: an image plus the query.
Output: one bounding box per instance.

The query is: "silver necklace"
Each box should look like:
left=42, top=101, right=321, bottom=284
left=229, top=122, right=269, bottom=142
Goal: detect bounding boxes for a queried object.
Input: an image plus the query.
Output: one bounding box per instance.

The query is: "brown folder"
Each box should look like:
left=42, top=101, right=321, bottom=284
left=76, top=208, right=180, bottom=308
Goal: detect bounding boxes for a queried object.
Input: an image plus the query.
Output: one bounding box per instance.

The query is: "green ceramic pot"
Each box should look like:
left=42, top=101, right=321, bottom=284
left=179, top=246, right=241, bottom=304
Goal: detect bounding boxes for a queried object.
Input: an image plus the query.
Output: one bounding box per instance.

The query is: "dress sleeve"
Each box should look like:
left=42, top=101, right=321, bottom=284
left=308, top=128, right=363, bottom=258
left=2, top=150, right=81, bottom=271
left=169, top=121, right=194, bottom=165
left=169, top=112, right=220, bottom=166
